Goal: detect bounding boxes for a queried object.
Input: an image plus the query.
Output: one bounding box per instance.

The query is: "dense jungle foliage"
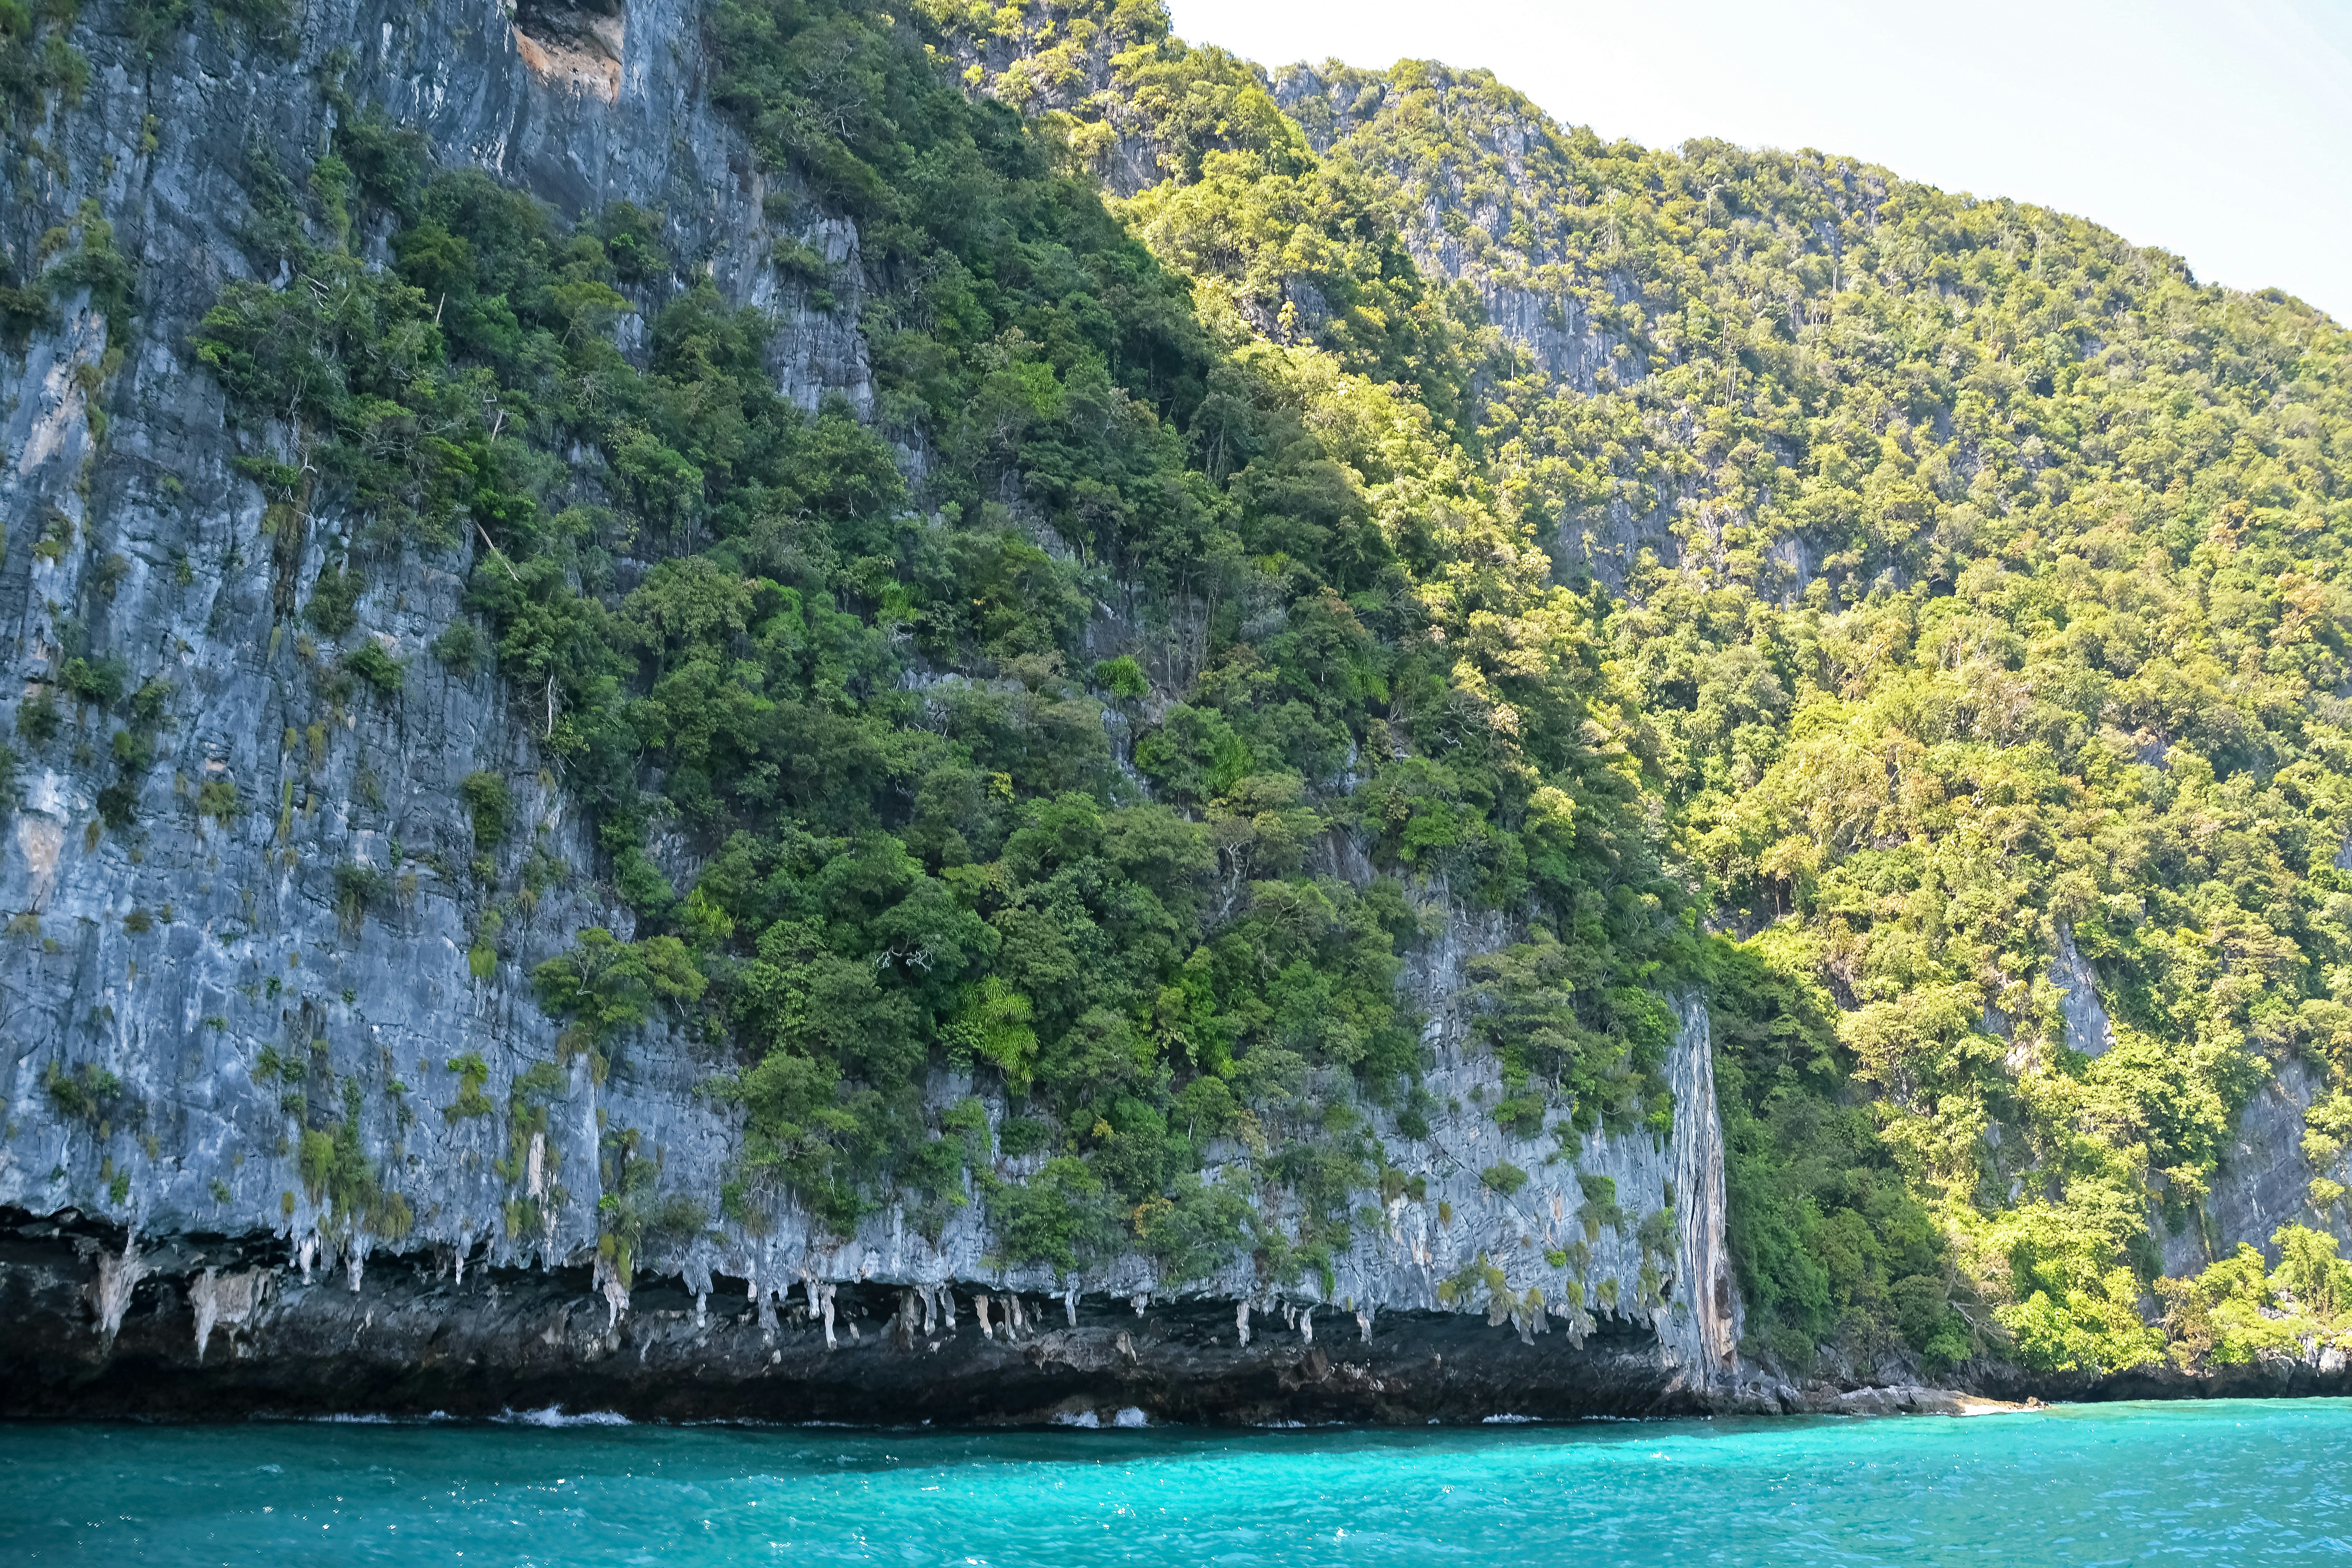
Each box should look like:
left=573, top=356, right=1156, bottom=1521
left=935, top=0, right=2352, bottom=1372
left=1296, top=55, right=2352, bottom=1376
left=170, top=0, right=2352, bottom=1377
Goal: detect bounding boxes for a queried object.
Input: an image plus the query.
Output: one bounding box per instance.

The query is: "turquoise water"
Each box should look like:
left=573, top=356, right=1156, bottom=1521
left=4, top=1400, right=2349, bottom=1564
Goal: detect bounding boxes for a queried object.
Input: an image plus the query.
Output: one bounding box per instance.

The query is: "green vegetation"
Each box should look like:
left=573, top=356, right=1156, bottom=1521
left=331, top=861, right=384, bottom=931
left=1705, top=937, right=1970, bottom=1368
left=160, top=0, right=2352, bottom=1373
left=597, top=1122, right=706, bottom=1289
left=297, top=1077, right=412, bottom=1239
left=188, top=0, right=1682, bottom=1292
left=41, top=1059, right=121, bottom=1122
left=1479, top=1160, right=1527, bottom=1197
left=459, top=770, right=512, bottom=848
left=928, top=0, right=1970, bottom=1360
left=0, top=1, right=88, bottom=135
left=342, top=641, right=403, bottom=695
left=443, top=1052, right=494, bottom=1120
left=926, top=0, right=2352, bottom=1368
left=1263, top=49, right=2352, bottom=1371
left=305, top=560, right=363, bottom=637
left=532, top=926, right=704, bottom=1059
left=193, top=775, right=238, bottom=826
left=2157, top=1224, right=2352, bottom=1370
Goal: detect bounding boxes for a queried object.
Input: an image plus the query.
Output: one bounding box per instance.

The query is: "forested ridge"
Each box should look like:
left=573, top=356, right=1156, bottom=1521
left=99, top=0, right=2352, bottom=1377
left=927, top=0, right=2352, bottom=1373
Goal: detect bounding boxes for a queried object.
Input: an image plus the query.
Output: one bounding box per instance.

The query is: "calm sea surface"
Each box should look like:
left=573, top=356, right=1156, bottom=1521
left=4, top=1398, right=2347, bottom=1564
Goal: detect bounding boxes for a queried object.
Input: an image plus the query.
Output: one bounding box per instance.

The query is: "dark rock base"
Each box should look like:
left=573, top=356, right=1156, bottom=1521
left=0, top=1211, right=1698, bottom=1425
left=12, top=1211, right=2350, bottom=1424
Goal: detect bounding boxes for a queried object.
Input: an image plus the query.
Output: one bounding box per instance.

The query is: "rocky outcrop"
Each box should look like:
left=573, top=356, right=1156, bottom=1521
left=0, top=1205, right=1745, bottom=1422
left=2049, top=926, right=2114, bottom=1059
left=15, top=1181, right=2348, bottom=1422
left=186, top=1262, right=266, bottom=1361
left=0, top=943, right=1791, bottom=1421
left=1664, top=999, right=1739, bottom=1383
left=2162, top=1053, right=2336, bottom=1279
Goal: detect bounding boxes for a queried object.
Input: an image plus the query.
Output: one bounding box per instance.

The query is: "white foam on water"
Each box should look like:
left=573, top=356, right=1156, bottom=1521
left=1113, top=1407, right=1148, bottom=1428
left=496, top=1407, right=631, bottom=1427
left=1481, top=1414, right=1539, bottom=1424
left=1053, top=1410, right=1101, bottom=1428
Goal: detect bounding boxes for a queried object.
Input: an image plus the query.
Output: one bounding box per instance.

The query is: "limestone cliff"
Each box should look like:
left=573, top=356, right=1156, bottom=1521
left=0, top=0, right=1765, bottom=1421
left=4, top=0, right=2343, bottom=1424
left=0, top=0, right=811, bottom=1256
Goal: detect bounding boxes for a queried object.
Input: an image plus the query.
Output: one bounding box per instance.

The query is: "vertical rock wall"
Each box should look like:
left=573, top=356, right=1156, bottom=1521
left=0, top=0, right=864, bottom=1282
left=1664, top=997, right=1739, bottom=1382
left=0, top=0, right=1765, bottom=1407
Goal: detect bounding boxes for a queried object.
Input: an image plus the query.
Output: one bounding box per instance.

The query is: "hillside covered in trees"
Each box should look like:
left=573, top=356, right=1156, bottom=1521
left=11, top=0, right=2352, bottom=1390
left=919, top=0, right=2352, bottom=1374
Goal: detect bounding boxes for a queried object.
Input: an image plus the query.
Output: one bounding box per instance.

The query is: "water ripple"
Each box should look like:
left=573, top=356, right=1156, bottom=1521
left=4, top=1399, right=2350, bottom=1565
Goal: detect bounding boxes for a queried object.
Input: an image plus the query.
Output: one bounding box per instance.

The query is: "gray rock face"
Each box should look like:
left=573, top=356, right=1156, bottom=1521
left=0, top=1208, right=1749, bottom=1423
left=0, top=953, right=1763, bottom=1422
left=0, top=0, right=865, bottom=1293
left=2164, top=1054, right=2335, bottom=1279
left=2039, top=932, right=2348, bottom=1279
left=2049, top=926, right=2114, bottom=1059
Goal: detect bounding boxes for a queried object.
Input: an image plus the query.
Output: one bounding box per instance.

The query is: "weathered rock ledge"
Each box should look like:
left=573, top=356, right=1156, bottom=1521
left=10, top=1209, right=2347, bottom=1425
left=0, top=1208, right=1720, bottom=1424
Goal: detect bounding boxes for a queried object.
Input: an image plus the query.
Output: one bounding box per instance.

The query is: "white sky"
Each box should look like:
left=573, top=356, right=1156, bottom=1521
left=1168, top=0, right=2352, bottom=324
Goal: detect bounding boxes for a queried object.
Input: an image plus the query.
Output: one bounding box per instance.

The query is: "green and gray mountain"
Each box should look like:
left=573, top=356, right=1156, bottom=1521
left=0, top=0, right=2347, bottom=1417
